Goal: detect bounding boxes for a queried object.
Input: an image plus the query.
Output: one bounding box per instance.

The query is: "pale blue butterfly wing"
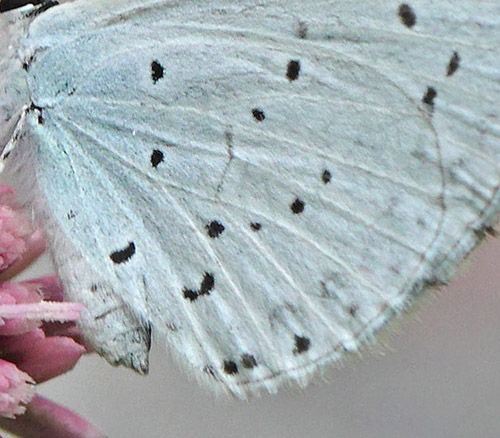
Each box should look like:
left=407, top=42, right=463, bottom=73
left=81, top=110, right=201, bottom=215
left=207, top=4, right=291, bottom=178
left=1, top=0, right=499, bottom=397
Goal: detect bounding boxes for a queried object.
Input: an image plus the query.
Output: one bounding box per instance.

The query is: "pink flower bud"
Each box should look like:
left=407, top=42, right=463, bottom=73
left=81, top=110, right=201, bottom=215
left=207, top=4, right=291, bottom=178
left=0, top=359, right=34, bottom=418
left=0, top=185, right=45, bottom=281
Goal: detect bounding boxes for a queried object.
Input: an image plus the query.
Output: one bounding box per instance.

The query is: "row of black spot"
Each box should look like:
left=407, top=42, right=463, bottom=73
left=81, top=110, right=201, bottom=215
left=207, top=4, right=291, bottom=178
left=420, top=56, right=461, bottom=109
left=110, top=159, right=328, bottom=265
left=202, top=197, right=306, bottom=240
left=203, top=204, right=307, bottom=241
left=397, top=3, right=461, bottom=110
left=251, top=57, right=293, bottom=121
left=146, top=43, right=322, bottom=233
left=110, top=1, right=458, bottom=271
left=101, top=1, right=464, bottom=387
left=107, top=246, right=311, bottom=376
left=108, top=238, right=216, bottom=300
left=219, top=334, right=311, bottom=376
left=183, top=272, right=215, bottom=301
left=223, top=353, right=257, bottom=375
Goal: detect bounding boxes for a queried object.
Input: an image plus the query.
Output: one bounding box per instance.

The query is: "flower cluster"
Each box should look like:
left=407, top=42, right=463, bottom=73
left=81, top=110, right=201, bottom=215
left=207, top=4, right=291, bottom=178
left=0, top=185, right=103, bottom=438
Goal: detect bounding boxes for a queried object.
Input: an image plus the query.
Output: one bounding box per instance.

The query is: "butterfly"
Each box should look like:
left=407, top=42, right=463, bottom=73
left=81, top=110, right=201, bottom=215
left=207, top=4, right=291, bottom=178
left=0, top=0, right=498, bottom=398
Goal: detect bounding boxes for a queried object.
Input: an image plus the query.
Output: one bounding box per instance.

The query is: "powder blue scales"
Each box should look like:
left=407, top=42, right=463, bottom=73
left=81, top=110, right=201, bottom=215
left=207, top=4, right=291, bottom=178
left=0, top=0, right=499, bottom=398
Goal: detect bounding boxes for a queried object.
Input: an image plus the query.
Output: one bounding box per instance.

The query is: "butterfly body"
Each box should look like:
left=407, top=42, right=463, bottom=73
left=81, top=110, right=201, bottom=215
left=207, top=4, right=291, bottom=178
left=1, top=0, right=499, bottom=397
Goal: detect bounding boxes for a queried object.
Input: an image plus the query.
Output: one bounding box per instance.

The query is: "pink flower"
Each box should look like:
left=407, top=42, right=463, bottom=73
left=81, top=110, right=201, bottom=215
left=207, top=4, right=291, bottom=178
left=0, top=185, right=45, bottom=281
left=0, top=359, right=34, bottom=418
left=0, top=185, right=104, bottom=438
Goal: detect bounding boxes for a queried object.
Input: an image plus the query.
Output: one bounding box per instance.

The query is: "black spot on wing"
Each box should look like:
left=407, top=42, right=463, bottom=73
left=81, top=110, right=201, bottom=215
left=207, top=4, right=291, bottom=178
left=286, top=60, right=301, bottom=81
left=252, top=108, right=266, bottom=121
left=250, top=222, right=262, bottom=232
left=206, top=220, right=225, bottom=238
left=151, top=60, right=164, bottom=83
left=398, top=4, right=416, bottom=28
left=110, top=242, right=136, bottom=264
left=241, top=354, right=258, bottom=369
left=290, top=198, right=305, bottom=214
left=422, top=86, right=437, bottom=107
left=150, top=149, right=164, bottom=168
left=199, top=273, right=215, bottom=296
left=322, top=169, right=332, bottom=184
left=183, top=288, right=198, bottom=302
left=223, top=360, right=239, bottom=375
left=293, top=335, right=311, bottom=354
left=183, top=272, right=215, bottom=301
left=446, top=52, right=461, bottom=76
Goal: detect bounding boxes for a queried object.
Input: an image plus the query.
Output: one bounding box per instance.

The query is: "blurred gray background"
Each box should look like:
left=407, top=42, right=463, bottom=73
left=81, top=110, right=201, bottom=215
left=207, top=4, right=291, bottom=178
left=17, top=235, right=500, bottom=438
